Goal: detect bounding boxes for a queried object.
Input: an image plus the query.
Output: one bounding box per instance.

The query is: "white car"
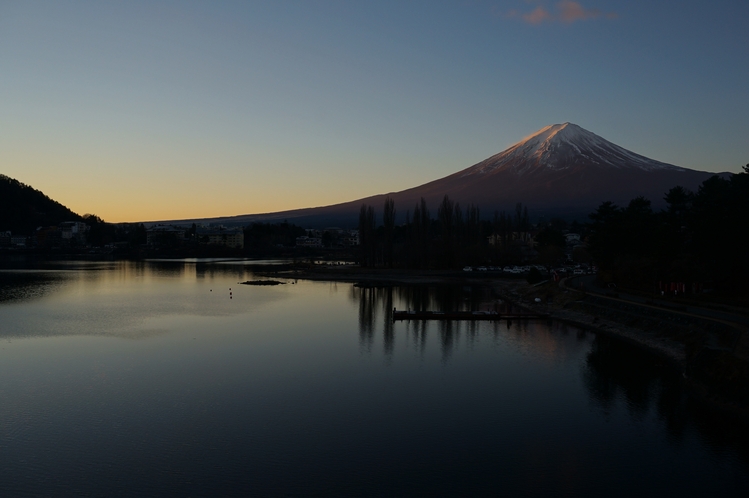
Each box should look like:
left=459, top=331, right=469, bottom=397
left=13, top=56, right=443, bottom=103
left=463, top=266, right=473, bottom=272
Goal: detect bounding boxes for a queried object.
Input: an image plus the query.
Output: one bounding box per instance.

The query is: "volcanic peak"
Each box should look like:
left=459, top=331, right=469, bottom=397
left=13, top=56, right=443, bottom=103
left=467, top=122, right=684, bottom=177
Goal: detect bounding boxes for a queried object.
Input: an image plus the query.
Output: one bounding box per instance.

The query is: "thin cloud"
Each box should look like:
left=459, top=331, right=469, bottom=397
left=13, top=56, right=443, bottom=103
left=524, top=6, right=552, bottom=24
left=507, top=1, right=617, bottom=25
left=559, top=1, right=600, bottom=22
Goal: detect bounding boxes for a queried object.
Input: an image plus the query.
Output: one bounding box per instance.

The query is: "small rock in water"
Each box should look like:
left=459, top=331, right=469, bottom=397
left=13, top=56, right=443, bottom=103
left=239, top=280, right=285, bottom=286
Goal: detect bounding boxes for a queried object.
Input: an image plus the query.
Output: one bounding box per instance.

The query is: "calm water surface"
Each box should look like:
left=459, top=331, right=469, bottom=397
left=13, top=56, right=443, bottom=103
left=0, top=259, right=747, bottom=497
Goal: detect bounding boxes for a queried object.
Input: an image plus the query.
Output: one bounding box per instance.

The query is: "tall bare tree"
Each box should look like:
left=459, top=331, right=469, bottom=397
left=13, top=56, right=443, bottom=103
left=358, top=204, right=376, bottom=267
left=382, top=196, right=396, bottom=268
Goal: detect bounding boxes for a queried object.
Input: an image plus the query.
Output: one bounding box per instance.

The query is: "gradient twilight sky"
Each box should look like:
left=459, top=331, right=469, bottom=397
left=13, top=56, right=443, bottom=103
left=2, top=1, right=748, bottom=222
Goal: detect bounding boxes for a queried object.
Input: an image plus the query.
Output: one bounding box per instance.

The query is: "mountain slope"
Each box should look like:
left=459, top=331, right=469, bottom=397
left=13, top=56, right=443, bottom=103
left=391, top=122, right=716, bottom=215
left=466, top=123, right=684, bottom=175
left=0, top=175, right=82, bottom=234
left=157, top=123, right=730, bottom=227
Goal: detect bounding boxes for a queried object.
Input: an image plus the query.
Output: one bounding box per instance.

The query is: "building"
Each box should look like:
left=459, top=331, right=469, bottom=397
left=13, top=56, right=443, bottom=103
left=342, top=230, right=359, bottom=246
left=146, top=225, right=187, bottom=247
left=488, top=230, right=533, bottom=248
left=196, top=226, right=244, bottom=248
left=295, top=236, right=323, bottom=248
left=10, top=235, right=27, bottom=248
left=34, top=226, right=62, bottom=248
left=59, top=221, right=89, bottom=245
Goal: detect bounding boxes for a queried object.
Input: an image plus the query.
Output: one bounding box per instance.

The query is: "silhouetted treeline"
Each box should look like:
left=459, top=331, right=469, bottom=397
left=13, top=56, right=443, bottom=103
left=73, top=218, right=146, bottom=250
left=358, top=195, right=534, bottom=269
left=243, top=222, right=306, bottom=253
left=588, top=165, right=749, bottom=294
left=0, top=174, right=82, bottom=234
left=82, top=214, right=148, bottom=247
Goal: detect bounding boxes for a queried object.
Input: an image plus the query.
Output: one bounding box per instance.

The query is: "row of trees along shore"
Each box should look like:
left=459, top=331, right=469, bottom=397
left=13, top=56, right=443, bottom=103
left=358, top=195, right=531, bottom=269
left=587, top=165, right=749, bottom=296
left=359, top=165, right=748, bottom=297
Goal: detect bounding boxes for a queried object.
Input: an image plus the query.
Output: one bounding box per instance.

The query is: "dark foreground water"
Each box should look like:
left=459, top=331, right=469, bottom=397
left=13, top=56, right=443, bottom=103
left=1, top=259, right=747, bottom=497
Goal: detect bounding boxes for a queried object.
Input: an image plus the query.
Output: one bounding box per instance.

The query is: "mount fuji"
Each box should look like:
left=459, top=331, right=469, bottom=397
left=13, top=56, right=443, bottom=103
left=164, top=123, right=729, bottom=226
left=464, top=122, right=685, bottom=175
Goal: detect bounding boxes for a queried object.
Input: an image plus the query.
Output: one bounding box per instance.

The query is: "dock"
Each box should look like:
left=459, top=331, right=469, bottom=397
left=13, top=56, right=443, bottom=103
left=392, top=309, right=550, bottom=321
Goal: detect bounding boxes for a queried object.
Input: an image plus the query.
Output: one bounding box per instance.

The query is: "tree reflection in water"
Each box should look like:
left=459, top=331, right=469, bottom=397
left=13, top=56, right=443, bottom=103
left=350, top=283, right=749, bottom=466
left=584, top=334, right=687, bottom=427
left=350, top=283, right=510, bottom=359
left=585, top=332, right=749, bottom=462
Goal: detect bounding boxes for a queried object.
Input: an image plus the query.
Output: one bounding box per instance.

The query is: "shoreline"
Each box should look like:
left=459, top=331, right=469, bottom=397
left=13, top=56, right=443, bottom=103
left=261, top=265, right=749, bottom=420
left=261, top=265, right=687, bottom=365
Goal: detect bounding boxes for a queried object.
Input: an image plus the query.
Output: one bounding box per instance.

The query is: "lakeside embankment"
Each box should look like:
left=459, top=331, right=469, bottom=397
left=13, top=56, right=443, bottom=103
left=258, top=264, right=749, bottom=419
left=257, top=264, right=687, bottom=365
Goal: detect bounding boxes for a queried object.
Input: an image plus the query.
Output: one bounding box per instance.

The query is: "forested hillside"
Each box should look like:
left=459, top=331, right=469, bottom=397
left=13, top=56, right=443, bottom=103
left=0, top=174, right=82, bottom=234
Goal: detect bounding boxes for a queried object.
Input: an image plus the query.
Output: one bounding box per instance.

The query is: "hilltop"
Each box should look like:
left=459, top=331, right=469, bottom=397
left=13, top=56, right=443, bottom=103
left=0, top=174, right=82, bottom=234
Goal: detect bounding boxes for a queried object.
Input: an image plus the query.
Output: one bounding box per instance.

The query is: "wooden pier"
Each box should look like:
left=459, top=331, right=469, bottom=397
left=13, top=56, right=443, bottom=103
left=392, top=309, right=550, bottom=321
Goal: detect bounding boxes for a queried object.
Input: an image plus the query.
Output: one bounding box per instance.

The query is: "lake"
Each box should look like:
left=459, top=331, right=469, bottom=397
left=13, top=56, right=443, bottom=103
left=1, top=259, right=747, bottom=497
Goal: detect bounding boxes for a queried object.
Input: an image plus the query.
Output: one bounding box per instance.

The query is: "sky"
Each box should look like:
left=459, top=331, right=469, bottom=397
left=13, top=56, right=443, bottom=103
left=2, top=0, right=748, bottom=223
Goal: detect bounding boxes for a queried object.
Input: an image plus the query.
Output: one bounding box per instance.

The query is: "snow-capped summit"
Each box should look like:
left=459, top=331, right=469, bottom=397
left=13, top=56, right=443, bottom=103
left=186, top=123, right=728, bottom=227
left=384, top=122, right=720, bottom=219
left=467, top=122, right=684, bottom=177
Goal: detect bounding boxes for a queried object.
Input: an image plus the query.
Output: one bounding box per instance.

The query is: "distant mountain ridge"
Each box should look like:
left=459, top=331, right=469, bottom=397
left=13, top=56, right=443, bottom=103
left=157, top=123, right=729, bottom=228
left=0, top=174, right=82, bottom=234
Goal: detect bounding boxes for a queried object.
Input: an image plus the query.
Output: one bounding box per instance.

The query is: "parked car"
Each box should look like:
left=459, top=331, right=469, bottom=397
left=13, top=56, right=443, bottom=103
left=463, top=266, right=473, bottom=272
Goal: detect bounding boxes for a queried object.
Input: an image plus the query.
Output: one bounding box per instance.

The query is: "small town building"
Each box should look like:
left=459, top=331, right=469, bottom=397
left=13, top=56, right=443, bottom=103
left=34, top=226, right=63, bottom=248
left=10, top=235, right=27, bottom=248
left=197, top=226, right=244, bottom=249
left=296, top=236, right=323, bottom=248
left=342, top=230, right=360, bottom=246
left=59, top=221, right=89, bottom=245
left=146, top=225, right=187, bottom=247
